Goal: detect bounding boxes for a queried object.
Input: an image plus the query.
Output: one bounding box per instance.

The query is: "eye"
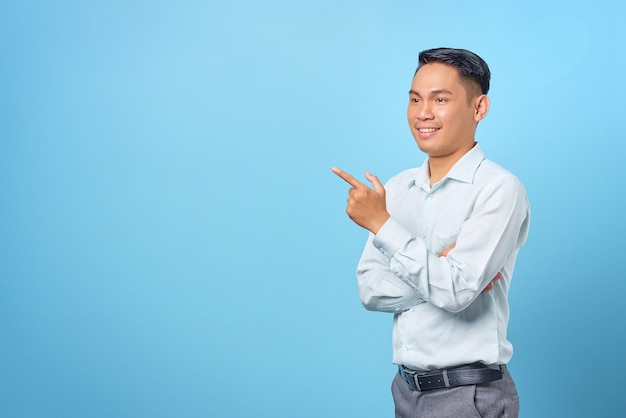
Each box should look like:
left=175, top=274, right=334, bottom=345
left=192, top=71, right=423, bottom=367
left=410, top=97, right=420, bottom=103
left=435, top=97, right=447, bottom=103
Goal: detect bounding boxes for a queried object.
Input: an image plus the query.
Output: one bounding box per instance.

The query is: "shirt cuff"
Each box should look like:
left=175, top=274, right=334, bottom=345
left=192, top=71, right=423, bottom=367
left=372, top=217, right=412, bottom=259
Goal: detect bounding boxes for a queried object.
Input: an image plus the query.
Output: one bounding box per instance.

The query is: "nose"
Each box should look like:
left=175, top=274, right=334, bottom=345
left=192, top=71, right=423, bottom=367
left=415, top=102, right=434, bottom=120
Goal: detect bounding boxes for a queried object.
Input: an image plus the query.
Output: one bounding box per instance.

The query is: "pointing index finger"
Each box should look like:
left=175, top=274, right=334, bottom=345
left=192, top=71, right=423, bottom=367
left=331, top=166, right=366, bottom=188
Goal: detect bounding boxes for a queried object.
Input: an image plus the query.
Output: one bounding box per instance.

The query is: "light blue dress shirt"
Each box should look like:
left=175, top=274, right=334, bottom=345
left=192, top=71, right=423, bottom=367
left=357, top=143, right=530, bottom=371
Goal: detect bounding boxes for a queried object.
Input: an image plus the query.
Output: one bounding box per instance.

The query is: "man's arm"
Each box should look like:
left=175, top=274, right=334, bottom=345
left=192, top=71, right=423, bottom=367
left=333, top=167, right=426, bottom=312
left=334, top=167, right=528, bottom=313
left=360, top=176, right=529, bottom=313
left=439, top=243, right=503, bottom=292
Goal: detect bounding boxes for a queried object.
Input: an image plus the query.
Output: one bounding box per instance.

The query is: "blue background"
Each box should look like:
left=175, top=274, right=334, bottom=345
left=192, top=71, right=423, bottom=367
left=2, top=1, right=625, bottom=417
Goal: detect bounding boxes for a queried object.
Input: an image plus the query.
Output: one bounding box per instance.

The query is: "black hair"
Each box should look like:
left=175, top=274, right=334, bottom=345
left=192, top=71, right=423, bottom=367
left=417, top=48, right=491, bottom=95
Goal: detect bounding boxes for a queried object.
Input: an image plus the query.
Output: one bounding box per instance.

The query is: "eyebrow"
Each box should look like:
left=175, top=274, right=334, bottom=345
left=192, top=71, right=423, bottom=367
left=408, top=88, right=453, bottom=96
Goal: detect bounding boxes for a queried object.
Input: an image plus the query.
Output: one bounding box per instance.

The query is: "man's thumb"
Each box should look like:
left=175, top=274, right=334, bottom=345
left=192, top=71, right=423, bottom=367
left=365, top=172, right=384, bottom=194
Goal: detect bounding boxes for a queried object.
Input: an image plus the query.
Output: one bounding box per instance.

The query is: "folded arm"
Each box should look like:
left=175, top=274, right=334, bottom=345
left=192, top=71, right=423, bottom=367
left=357, top=178, right=529, bottom=313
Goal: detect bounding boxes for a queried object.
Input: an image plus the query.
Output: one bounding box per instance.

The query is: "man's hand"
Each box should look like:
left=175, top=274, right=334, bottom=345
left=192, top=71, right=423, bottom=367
left=438, top=243, right=503, bottom=292
left=439, top=243, right=456, bottom=257
left=332, top=167, right=390, bottom=234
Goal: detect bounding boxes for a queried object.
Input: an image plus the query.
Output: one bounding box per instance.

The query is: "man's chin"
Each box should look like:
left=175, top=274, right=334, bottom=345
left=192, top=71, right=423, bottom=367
left=414, top=140, right=434, bottom=155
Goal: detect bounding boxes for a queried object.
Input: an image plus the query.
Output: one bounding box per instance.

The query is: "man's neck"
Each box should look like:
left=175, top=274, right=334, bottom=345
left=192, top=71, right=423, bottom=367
left=428, top=143, right=476, bottom=186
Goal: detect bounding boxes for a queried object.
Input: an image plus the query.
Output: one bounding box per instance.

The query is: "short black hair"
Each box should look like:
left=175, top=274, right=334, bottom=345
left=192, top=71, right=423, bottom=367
left=417, top=48, right=491, bottom=95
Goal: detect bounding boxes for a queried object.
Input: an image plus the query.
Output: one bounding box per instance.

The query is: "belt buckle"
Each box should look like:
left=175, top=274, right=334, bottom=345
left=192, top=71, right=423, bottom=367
left=400, top=366, right=421, bottom=391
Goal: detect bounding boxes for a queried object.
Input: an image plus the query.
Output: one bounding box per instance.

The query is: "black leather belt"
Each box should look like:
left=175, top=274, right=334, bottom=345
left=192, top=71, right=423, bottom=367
left=398, top=362, right=503, bottom=391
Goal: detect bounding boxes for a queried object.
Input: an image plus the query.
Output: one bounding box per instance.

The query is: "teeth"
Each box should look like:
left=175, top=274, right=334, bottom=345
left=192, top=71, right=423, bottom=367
left=419, top=128, right=438, bottom=133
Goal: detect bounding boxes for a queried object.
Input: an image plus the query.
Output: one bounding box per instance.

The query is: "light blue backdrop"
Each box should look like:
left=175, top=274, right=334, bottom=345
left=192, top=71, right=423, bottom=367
left=2, top=1, right=625, bottom=417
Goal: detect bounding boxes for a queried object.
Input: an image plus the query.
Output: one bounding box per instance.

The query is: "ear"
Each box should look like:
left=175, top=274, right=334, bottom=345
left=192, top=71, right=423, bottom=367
left=473, top=94, right=490, bottom=122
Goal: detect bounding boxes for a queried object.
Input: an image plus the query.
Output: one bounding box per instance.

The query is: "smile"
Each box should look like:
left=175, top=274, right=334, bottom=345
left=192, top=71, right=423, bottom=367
left=418, top=128, right=439, bottom=133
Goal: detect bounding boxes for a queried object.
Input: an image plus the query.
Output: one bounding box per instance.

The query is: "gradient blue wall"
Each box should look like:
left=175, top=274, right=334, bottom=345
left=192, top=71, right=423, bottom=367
left=2, top=1, right=625, bottom=417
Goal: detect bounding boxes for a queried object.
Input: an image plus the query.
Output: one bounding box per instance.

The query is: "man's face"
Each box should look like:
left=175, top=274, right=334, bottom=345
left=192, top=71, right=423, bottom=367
left=407, top=62, right=484, bottom=161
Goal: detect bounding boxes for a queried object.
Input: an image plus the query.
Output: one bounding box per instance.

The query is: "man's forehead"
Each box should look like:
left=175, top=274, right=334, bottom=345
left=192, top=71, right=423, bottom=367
left=410, top=70, right=463, bottom=95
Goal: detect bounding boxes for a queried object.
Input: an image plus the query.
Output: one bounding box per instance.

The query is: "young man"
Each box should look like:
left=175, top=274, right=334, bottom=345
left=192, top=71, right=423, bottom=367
left=332, top=48, right=529, bottom=417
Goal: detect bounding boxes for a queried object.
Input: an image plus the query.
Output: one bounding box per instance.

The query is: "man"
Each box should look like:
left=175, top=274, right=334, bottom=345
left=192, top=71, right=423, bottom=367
left=332, top=48, right=529, bottom=417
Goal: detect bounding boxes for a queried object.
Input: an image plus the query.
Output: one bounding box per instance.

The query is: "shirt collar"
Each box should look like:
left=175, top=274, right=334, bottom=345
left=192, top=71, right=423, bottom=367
left=408, top=143, right=486, bottom=189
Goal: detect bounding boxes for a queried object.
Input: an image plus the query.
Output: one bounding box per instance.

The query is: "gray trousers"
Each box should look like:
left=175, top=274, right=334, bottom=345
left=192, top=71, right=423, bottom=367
left=391, top=365, right=519, bottom=418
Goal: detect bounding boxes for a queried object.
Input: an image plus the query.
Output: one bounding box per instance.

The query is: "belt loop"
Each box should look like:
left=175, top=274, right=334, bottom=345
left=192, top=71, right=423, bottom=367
left=442, top=369, right=450, bottom=388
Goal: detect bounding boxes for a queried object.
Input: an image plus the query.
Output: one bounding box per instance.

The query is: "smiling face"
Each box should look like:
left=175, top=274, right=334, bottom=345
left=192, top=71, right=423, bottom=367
left=407, top=62, right=489, bottom=166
